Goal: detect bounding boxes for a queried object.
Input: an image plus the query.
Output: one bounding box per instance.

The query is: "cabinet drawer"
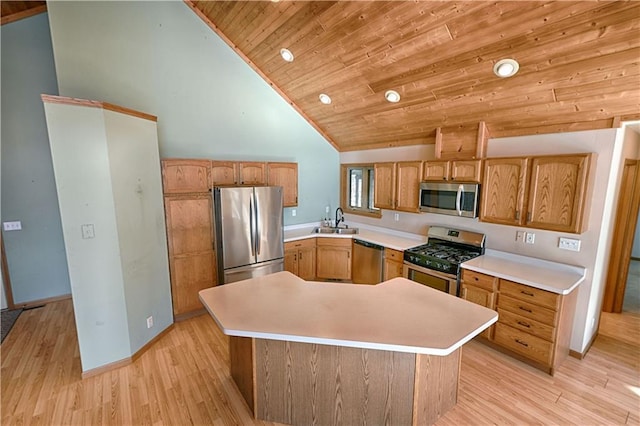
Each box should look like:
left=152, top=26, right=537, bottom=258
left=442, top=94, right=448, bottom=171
left=384, top=248, right=403, bottom=261
left=497, top=308, right=556, bottom=342
left=317, top=237, right=352, bottom=248
left=499, top=279, right=559, bottom=310
left=285, top=238, right=316, bottom=250
left=494, top=323, right=552, bottom=366
left=461, top=270, right=497, bottom=292
left=498, top=294, right=558, bottom=326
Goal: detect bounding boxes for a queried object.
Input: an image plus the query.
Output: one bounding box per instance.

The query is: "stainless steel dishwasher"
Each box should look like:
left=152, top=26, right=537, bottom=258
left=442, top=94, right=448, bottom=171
left=352, top=239, right=384, bottom=284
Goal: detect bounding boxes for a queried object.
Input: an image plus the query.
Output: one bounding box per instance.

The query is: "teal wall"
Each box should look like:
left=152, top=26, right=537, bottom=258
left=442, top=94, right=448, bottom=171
left=47, top=0, right=340, bottom=226
left=1, top=13, right=71, bottom=303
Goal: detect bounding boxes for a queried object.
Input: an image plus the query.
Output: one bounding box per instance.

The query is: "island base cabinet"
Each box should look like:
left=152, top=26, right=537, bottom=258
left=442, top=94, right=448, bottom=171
left=230, top=336, right=461, bottom=425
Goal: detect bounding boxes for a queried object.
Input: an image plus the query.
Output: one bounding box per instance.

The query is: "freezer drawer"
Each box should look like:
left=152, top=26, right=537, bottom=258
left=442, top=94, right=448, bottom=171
left=224, top=258, right=284, bottom=284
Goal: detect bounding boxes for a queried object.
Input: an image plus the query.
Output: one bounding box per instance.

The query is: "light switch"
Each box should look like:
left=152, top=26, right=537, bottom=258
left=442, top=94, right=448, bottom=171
left=3, top=221, right=22, bottom=231
left=81, top=224, right=95, bottom=239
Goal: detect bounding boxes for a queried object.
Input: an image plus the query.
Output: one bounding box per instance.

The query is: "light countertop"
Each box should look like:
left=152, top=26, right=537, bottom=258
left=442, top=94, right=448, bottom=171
left=461, top=249, right=586, bottom=295
left=284, top=224, right=425, bottom=252
left=199, top=271, right=498, bottom=356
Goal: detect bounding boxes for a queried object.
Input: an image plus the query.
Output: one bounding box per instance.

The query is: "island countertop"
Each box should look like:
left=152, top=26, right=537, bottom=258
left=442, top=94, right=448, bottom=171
left=199, top=271, right=497, bottom=356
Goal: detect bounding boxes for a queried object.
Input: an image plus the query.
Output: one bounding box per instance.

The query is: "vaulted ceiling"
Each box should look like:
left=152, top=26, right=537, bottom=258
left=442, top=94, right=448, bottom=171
left=188, top=1, right=640, bottom=151
left=3, top=1, right=639, bottom=152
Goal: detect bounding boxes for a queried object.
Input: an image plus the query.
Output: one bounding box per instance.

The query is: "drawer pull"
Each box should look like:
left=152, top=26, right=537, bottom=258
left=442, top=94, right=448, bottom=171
left=519, top=306, right=533, bottom=313
left=299, top=253, right=303, bottom=260
left=516, top=320, right=531, bottom=328
left=520, top=290, right=534, bottom=297
left=515, top=339, right=529, bottom=347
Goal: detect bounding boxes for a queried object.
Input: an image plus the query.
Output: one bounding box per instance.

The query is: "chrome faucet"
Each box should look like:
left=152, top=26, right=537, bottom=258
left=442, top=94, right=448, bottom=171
left=335, top=207, right=344, bottom=228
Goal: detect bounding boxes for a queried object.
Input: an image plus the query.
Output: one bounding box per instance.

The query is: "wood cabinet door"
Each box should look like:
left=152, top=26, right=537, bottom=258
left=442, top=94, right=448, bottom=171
left=164, top=195, right=217, bottom=316
left=374, top=162, right=396, bottom=209
left=461, top=284, right=496, bottom=339
left=395, top=161, right=422, bottom=212
left=383, top=259, right=403, bottom=281
left=267, top=162, right=298, bottom=207
left=162, top=159, right=210, bottom=194
left=451, top=160, right=482, bottom=183
left=480, top=158, right=529, bottom=226
left=526, top=154, right=590, bottom=233
left=239, top=162, right=266, bottom=185
left=284, top=247, right=298, bottom=275
left=211, top=161, right=238, bottom=186
left=297, top=246, right=316, bottom=281
left=422, top=161, right=450, bottom=181
left=316, top=247, right=351, bottom=280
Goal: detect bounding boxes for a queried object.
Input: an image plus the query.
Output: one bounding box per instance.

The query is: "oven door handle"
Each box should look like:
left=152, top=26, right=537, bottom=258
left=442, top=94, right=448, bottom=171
left=456, top=184, right=463, bottom=216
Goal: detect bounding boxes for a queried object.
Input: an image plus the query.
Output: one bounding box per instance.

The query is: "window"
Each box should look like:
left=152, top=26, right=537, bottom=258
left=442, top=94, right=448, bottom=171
left=341, top=164, right=380, bottom=217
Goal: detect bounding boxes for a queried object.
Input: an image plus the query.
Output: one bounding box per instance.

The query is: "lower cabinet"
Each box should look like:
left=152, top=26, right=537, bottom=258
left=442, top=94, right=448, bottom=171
left=164, top=194, right=217, bottom=318
left=462, top=268, right=578, bottom=375
left=284, top=239, right=316, bottom=280
left=461, top=270, right=497, bottom=339
left=383, top=248, right=404, bottom=280
left=316, top=238, right=352, bottom=281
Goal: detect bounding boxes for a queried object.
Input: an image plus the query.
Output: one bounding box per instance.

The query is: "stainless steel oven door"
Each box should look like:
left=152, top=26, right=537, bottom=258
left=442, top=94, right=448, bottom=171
left=403, top=262, right=458, bottom=296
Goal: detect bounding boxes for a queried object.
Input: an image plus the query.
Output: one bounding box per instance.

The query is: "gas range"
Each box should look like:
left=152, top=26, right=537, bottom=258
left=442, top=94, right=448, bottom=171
left=403, top=226, right=485, bottom=296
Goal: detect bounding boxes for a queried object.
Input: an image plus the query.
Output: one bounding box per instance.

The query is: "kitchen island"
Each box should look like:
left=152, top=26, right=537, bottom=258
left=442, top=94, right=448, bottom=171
left=199, top=271, right=497, bottom=425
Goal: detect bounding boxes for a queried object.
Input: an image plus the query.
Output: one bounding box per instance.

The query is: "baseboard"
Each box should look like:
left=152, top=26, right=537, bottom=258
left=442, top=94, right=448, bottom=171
left=81, top=357, right=132, bottom=379
left=14, top=294, right=72, bottom=309
left=132, top=323, right=174, bottom=362
left=569, top=331, right=598, bottom=360
left=81, top=323, right=174, bottom=379
left=174, top=308, right=207, bottom=322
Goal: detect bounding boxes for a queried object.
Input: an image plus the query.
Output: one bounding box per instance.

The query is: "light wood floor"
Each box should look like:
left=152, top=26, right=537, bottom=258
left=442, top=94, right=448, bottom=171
left=1, top=299, right=638, bottom=425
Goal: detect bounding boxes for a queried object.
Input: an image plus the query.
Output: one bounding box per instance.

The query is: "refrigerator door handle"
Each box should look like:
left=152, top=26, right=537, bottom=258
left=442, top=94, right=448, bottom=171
left=249, top=194, right=256, bottom=257
left=254, top=191, right=261, bottom=255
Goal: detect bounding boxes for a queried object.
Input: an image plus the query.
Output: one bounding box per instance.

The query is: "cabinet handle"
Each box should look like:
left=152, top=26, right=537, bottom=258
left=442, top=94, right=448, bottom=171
left=520, top=290, right=534, bottom=297
left=515, top=339, right=529, bottom=347
left=474, top=277, right=479, bottom=281
left=442, top=177, right=446, bottom=181
left=516, top=320, right=531, bottom=328
left=515, top=210, right=520, bottom=220
left=299, top=253, right=303, bottom=260
left=294, top=254, right=297, bottom=261
left=519, top=306, right=533, bottom=313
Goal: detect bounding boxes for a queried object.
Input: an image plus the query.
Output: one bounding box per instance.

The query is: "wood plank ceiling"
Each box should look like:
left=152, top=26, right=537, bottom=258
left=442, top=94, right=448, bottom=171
left=1, top=1, right=46, bottom=26
left=188, top=1, right=640, bottom=151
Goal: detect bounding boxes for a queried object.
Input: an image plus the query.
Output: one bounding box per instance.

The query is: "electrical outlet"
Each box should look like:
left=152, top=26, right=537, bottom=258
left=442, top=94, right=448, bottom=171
left=515, top=231, right=525, bottom=242
left=146, top=316, right=153, bottom=329
left=525, top=232, right=535, bottom=244
left=292, top=209, right=296, bottom=217
left=3, top=221, right=22, bottom=231
left=325, top=205, right=330, bottom=214
left=559, top=237, right=581, bottom=251
left=394, top=213, right=399, bottom=222
left=81, top=224, right=95, bottom=239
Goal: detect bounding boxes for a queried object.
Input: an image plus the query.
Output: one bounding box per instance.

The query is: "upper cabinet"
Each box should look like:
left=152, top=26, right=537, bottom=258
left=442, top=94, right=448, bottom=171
left=211, top=161, right=238, bottom=186
left=480, top=158, right=529, bottom=226
left=162, top=159, right=211, bottom=193
left=423, top=160, right=482, bottom=183
left=527, top=154, right=592, bottom=233
left=480, top=154, right=593, bottom=233
left=374, top=162, right=396, bottom=210
left=435, top=121, right=489, bottom=161
left=239, top=161, right=266, bottom=186
left=374, top=161, right=422, bottom=212
left=267, top=162, right=298, bottom=207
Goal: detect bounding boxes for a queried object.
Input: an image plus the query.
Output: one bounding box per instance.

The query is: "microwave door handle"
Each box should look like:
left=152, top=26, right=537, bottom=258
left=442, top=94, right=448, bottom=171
left=456, top=185, right=463, bottom=216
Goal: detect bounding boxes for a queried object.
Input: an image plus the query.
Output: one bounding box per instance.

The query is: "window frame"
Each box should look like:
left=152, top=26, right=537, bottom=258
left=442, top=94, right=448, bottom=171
left=340, top=163, right=382, bottom=218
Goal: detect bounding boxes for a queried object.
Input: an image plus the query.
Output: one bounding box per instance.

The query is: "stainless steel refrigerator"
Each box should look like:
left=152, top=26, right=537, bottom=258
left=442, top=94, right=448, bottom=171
left=213, top=186, right=284, bottom=284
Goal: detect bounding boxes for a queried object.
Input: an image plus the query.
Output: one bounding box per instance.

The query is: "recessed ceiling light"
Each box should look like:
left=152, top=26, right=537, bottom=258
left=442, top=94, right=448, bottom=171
left=494, top=59, right=519, bottom=78
left=280, top=48, right=294, bottom=62
left=385, top=90, right=401, bottom=103
left=319, top=93, right=332, bottom=104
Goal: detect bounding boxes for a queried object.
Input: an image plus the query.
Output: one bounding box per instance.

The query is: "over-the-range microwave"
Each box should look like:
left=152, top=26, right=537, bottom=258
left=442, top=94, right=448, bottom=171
left=419, top=182, right=480, bottom=218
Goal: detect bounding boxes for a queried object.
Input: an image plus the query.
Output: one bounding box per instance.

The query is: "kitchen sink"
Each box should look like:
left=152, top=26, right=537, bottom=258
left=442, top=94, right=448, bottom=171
left=312, top=227, right=358, bottom=235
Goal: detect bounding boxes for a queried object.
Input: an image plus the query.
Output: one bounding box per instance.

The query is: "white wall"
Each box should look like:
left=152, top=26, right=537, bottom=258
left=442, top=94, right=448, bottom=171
left=46, top=1, right=340, bottom=226
left=44, top=102, right=131, bottom=371
left=341, top=128, right=625, bottom=353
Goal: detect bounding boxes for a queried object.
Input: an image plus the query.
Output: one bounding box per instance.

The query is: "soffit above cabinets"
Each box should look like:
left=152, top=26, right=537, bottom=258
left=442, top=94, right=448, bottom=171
left=188, top=1, right=640, bottom=152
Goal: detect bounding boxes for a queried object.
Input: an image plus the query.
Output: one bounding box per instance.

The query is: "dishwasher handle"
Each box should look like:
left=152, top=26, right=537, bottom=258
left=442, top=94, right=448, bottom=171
left=353, top=239, right=384, bottom=251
